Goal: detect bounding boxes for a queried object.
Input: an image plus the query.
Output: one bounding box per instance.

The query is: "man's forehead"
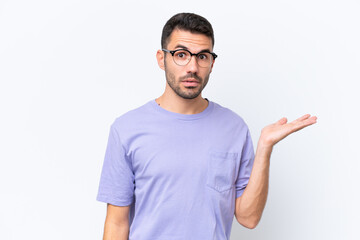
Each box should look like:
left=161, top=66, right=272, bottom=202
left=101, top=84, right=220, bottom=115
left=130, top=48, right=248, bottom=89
left=167, top=29, right=213, bottom=51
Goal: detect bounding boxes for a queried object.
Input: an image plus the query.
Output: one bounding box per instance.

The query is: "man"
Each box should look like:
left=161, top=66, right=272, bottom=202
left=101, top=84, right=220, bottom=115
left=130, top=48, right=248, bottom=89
left=96, top=13, right=317, bottom=240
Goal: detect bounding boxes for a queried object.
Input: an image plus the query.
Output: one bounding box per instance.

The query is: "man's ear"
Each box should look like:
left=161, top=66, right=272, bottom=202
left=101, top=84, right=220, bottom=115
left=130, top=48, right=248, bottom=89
left=156, top=50, right=165, bottom=70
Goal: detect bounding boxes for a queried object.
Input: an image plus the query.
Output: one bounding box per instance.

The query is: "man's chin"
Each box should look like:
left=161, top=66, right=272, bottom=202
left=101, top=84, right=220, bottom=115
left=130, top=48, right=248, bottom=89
left=178, top=90, right=202, bottom=99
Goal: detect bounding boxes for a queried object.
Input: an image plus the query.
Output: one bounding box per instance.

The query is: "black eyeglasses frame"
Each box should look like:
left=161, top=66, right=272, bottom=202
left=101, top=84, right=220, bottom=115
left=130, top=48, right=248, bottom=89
left=162, top=48, right=218, bottom=62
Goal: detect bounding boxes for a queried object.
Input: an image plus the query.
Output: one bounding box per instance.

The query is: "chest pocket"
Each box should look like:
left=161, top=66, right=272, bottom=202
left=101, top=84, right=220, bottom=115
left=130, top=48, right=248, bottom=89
left=206, top=151, right=238, bottom=193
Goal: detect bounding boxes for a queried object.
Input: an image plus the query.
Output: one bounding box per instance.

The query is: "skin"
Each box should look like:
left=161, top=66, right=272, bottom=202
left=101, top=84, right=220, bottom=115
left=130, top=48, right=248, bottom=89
left=103, top=204, right=129, bottom=240
left=155, top=29, right=214, bottom=114
left=103, top=28, right=318, bottom=239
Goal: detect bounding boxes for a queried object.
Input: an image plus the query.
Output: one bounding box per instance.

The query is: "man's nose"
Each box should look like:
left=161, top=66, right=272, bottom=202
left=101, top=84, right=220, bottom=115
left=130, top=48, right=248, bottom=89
left=185, top=55, right=199, bottom=73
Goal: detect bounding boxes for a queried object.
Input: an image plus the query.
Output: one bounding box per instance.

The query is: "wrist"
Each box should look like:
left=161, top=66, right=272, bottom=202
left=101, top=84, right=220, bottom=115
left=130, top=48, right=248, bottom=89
left=257, top=139, right=274, bottom=150
left=256, top=139, right=274, bottom=155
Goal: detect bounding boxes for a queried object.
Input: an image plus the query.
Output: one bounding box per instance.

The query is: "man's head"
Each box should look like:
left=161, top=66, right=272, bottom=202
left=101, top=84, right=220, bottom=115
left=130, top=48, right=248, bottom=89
left=161, top=13, right=215, bottom=49
left=157, top=13, right=216, bottom=100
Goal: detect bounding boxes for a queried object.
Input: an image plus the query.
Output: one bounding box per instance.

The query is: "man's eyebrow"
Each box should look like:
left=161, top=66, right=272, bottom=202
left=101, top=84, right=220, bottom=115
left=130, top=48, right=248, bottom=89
left=174, top=44, right=211, bottom=53
left=174, top=44, right=188, bottom=50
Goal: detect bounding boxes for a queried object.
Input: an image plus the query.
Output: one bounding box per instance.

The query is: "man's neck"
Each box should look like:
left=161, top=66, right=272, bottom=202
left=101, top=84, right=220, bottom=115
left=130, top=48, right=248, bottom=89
left=155, top=94, right=208, bottom=115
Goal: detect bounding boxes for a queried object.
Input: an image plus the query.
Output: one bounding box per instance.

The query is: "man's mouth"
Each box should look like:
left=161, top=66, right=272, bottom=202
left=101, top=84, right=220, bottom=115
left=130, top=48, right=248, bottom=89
left=182, top=79, right=199, bottom=87
left=182, top=78, right=199, bottom=83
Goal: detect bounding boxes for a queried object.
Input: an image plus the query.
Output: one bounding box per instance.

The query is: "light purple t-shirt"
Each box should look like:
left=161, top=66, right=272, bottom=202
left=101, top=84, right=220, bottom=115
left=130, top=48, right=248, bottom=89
left=96, top=98, right=255, bottom=240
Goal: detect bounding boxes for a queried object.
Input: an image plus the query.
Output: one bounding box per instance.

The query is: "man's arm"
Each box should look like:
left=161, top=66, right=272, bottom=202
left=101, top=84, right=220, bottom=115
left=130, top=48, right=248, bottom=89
left=235, top=142, right=271, bottom=229
left=235, top=114, right=317, bottom=229
left=103, top=203, right=130, bottom=240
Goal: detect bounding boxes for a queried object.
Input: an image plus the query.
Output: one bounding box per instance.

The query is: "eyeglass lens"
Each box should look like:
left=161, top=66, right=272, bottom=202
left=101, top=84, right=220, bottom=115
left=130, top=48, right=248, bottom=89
left=173, top=50, right=213, bottom=67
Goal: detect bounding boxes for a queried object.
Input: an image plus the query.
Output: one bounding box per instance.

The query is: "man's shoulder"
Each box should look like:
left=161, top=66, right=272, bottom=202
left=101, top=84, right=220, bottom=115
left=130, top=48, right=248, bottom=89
left=211, top=101, right=247, bottom=125
left=111, top=99, right=153, bottom=127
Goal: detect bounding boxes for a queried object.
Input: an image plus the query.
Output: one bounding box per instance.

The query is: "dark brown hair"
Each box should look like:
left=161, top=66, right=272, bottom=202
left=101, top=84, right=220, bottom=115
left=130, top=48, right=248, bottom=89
left=161, top=13, right=214, bottom=49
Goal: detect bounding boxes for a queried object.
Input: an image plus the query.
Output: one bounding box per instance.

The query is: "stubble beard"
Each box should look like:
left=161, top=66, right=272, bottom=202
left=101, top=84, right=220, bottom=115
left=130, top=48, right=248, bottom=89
left=164, top=64, right=210, bottom=100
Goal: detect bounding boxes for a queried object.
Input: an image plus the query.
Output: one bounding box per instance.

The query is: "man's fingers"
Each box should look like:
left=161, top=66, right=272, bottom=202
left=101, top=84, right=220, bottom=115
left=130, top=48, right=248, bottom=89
left=295, top=114, right=311, bottom=122
left=292, top=114, right=317, bottom=124
left=299, top=115, right=317, bottom=125
left=279, top=114, right=317, bottom=128
left=283, top=114, right=313, bottom=125
left=277, top=117, right=288, bottom=125
left=292, top=115, right=317, bottom=132
left=274, top=114, right=317, bottom=132
left=304, top=116, right=318, bottom=126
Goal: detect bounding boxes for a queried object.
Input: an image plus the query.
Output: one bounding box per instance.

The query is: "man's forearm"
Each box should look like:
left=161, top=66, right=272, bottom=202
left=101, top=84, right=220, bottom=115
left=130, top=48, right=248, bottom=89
left=236, top=114, right=317, bottom=228
left=235, top=141, right=272, bottom=228
left=103, top=221, right=129, bottom=240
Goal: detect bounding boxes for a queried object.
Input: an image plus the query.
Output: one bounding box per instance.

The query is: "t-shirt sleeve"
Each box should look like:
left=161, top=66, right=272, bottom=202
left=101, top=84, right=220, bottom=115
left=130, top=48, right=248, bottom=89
left=235, top=127, right=255, bottom=198
left=96, top=123, right=135, bottom=206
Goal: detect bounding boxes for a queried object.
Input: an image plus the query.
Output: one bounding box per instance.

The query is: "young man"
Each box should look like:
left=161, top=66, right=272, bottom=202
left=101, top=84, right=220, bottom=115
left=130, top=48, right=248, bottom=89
left=96, top=13, right=317, bottom=240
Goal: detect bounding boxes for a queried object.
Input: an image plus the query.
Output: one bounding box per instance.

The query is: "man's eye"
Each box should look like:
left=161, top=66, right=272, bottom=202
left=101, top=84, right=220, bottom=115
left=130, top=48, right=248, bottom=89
left=198, top=54, right=208, bottom=60
left=176, top=52, right=187, bottom=58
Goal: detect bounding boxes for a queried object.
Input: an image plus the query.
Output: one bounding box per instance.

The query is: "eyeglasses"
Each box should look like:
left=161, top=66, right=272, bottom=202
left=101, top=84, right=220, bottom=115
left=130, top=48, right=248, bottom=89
left=162, top=49, right=218, bottom=68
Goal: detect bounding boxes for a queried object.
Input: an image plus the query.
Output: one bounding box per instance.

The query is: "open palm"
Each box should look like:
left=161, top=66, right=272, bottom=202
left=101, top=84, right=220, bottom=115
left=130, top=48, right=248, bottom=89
left=260, top=114, right=318, bottom=148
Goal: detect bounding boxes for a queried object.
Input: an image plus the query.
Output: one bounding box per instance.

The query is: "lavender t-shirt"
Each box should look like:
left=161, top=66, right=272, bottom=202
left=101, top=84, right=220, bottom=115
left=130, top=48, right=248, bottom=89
left=96, top=98, right=255, bottom=240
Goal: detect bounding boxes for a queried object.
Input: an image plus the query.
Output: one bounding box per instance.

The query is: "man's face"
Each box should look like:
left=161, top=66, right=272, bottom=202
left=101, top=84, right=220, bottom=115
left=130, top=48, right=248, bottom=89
left=158, top=29, right=215, bottom=100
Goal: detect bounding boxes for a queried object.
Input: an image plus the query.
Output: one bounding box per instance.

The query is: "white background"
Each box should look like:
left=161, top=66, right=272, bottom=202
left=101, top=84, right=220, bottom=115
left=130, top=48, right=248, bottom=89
left=1, top=0, right=359, bottom=239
